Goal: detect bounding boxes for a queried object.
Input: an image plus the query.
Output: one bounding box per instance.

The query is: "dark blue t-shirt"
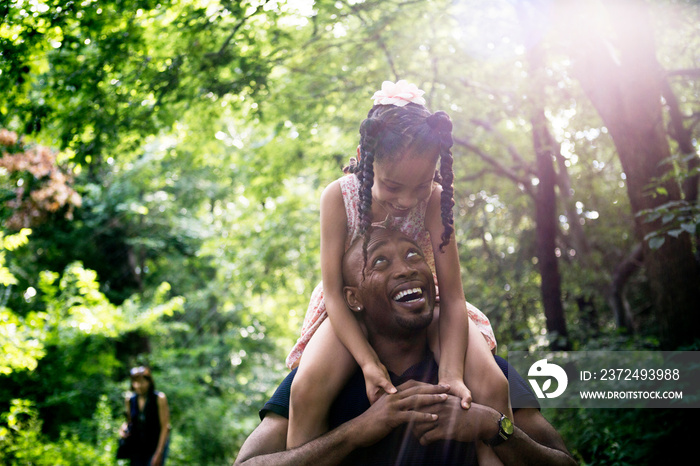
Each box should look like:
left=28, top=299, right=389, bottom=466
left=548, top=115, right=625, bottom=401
left=260, top=354, right=539, bottom=465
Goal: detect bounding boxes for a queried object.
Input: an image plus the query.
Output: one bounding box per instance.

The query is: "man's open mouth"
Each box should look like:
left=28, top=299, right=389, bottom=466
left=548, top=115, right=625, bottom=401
left=392, top=287, right=424, bottom=303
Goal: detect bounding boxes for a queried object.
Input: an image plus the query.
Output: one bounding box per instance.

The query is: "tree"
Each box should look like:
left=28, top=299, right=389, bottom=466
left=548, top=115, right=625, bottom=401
left=562, top=0, right=700, bottom=348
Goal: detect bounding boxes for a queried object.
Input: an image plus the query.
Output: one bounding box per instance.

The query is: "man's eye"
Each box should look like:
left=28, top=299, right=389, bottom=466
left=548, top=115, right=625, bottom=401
left=372, top=257, right=388, bottom=267
left=407, top=250, right=422, bottom=259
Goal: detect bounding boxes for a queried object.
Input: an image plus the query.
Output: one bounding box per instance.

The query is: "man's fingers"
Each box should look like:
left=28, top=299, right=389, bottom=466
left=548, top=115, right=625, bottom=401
left=397, top=381, right=450, bottom=395
left=410, top=418, right=436, bottom=439
left=419, top=430, right=434, bottom=446
left=398, top=392, right=448, bottom=411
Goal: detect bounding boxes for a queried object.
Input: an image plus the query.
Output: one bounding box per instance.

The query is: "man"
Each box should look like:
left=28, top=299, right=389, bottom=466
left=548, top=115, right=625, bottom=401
left=235, top=227, right=577, bottom=465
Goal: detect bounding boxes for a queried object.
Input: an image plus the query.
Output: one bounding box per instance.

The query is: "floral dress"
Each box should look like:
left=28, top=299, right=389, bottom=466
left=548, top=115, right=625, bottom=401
left=286, top=174, right=496, bottom=369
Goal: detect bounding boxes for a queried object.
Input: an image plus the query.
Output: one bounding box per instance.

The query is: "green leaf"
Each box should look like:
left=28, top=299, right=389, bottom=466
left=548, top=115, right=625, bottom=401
left=662, top=213, right=675, bottom=224
left=681, top=222, right=697, bottom=234
left=648, top=236, right=666, bottom=250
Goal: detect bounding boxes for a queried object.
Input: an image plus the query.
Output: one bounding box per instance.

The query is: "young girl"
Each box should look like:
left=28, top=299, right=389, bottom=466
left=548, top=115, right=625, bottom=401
left=287, top=80, right=512, bottom=463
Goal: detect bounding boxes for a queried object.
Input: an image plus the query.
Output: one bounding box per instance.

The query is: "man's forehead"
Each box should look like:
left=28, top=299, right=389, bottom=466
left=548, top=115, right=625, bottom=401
left=366, top=228, right=419, bottom=254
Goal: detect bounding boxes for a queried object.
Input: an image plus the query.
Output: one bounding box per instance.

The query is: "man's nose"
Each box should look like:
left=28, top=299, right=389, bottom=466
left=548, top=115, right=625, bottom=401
left=393, top=260, right=418, bottom=278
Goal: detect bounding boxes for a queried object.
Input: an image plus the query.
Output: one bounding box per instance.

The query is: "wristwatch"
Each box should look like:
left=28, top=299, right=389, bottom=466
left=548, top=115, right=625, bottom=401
left=484, top=413, right=514, bottom=447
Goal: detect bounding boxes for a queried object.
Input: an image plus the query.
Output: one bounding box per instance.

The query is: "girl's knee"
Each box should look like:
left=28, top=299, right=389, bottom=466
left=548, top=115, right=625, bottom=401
left=290, top=367, right=329, bottom=409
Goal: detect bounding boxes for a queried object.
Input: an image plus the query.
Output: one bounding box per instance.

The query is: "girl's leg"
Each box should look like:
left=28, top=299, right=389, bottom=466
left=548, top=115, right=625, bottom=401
left=287, top=318, right=357, bottom=448
left=427, top=311, right=511, bottom=465
left=464, top=317, right=513, bottom=466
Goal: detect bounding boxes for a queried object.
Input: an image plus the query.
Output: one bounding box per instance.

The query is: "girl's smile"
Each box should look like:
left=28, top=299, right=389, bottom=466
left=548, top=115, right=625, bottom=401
left=372, top=156, right=437, bottom=218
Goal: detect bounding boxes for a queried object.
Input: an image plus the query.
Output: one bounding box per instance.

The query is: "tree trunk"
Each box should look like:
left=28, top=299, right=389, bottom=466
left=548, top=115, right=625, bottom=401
left=608, top=243, right=643, bottom=333
left=526, top=36, right=570, bottom=350
left=568, top=0, right=700, bottom=348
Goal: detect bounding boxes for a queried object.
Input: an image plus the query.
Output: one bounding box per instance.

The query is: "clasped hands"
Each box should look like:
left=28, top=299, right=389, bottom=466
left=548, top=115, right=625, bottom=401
left=351, top=379, right=494, bottom=449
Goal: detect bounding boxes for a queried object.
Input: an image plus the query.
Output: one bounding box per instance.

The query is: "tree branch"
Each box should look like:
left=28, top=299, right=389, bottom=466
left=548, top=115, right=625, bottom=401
left=666, top=68, right=700, bottom=78
left=454, top=136, right=535, bottom=199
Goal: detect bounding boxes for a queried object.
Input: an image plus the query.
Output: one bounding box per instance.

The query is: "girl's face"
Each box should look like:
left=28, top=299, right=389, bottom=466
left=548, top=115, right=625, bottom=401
left=372, top=155, right=437, bottom=218
left=131, top=376, right=151, bottom=395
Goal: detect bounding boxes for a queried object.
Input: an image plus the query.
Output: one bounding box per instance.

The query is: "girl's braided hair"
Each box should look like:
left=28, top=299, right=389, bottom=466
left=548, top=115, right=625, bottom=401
left=344, top=103, right=455, bottom=266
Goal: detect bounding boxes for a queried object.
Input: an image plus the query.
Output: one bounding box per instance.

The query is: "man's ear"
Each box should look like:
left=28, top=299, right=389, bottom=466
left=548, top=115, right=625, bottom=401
left=343, top=286, right=363, bottom=313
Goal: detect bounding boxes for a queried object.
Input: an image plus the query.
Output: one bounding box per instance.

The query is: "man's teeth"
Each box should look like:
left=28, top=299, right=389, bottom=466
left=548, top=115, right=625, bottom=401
left=393, top=287, right=423, bottom=302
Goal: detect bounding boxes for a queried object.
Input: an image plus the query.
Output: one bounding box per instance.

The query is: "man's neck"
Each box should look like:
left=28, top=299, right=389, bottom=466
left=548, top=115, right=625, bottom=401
left=369, top=331, right=429, bottom=376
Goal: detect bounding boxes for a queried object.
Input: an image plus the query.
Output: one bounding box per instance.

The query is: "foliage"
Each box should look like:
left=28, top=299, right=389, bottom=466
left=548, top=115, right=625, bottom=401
left=545, top=337, right=698, bottom=465
left=0, top=396, right=117, bottom=465
left=1, top=0, right=699, bottom=464
left=639, top=153, right=700, bottom=250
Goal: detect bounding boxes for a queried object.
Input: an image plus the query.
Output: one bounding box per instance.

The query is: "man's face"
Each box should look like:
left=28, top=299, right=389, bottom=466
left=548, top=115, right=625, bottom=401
left=344, top=228, right=436, bottom=338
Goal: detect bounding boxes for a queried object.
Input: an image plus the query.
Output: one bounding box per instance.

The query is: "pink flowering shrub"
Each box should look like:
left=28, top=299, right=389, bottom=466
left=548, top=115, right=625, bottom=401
left=0, top=129, right=82, bottom=230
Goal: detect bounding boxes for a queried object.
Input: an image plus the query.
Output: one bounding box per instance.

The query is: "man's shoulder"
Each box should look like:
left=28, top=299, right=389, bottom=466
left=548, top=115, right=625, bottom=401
left=494, top=355, right=541, bottom=410
left=259, top=369, right=296, bottom=421
left=260, top=354, right=539, bottom=422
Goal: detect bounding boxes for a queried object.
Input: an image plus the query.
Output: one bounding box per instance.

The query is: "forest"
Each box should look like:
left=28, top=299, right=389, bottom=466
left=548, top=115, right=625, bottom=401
left=1, top=0, right=698, bottom=464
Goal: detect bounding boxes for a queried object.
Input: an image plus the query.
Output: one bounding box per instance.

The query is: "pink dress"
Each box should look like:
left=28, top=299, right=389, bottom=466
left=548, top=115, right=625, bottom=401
left=286, top=174, right=496, bottom=369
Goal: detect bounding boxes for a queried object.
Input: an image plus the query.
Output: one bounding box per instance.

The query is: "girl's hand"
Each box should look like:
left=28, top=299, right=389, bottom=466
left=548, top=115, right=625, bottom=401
left=362, top=361, right=398, bottom=404
left=440, top=377, right=472, bottom=409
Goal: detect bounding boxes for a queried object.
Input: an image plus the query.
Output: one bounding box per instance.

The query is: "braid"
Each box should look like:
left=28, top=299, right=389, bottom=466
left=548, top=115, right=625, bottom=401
left=438, top=149, right=455, bottom=251
left=427, top=111, right=455, bottom=252
left=343, top=157, right=359, bottom=174
left=357, top=118, right=382, bottom=270
left=350, top=104, right=457, bottom=266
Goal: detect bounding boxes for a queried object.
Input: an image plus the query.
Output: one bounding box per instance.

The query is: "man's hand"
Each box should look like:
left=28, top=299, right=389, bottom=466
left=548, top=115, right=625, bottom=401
left=410, top=394, right=498, bottom=446
left=351, top=380, right=450, bottom=448
left=361, top=361, right=398, bottom=404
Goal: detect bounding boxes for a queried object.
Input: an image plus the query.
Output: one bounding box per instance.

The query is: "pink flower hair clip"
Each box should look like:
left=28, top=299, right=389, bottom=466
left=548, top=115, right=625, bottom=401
left=371, top=80, right=426, bottom=107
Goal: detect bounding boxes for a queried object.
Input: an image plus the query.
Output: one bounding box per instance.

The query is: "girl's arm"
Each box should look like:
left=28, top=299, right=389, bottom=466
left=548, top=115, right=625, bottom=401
left=425, top=186, right=471, bottom=408
left=119, top=396, right=131, bottom=438
left=152, top=392, right=171, bottom=466
left=124, top=396, right=131, bottom=424
left=319, top=180, right=396, bottom=401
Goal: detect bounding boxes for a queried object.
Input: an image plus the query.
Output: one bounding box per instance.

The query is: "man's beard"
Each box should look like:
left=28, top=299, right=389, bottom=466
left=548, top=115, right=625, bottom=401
left=394, top=310, right=433, bottom=332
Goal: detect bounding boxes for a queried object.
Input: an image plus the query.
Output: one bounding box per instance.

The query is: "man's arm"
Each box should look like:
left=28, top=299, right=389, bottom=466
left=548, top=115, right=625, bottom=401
left=412, top=394, right=577, bottom=466
left=234, top=383, right=449, bottom=466
left=493, top=407, right=577, bottom=466
left=234, top=413, right=357, bottom=466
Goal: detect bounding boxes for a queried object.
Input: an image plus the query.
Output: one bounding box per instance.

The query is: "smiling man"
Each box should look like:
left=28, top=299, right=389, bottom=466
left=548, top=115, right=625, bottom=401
left=234, top=227, right=576, bottom=466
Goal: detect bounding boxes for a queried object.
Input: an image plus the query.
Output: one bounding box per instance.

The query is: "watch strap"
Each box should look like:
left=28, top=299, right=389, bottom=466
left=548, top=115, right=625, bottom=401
left=484, top=413, right=513, bottom=447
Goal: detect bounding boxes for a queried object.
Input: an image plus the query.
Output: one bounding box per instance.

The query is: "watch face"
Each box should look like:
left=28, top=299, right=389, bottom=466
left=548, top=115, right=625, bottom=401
left=501, top=416, right=514, bottom=436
